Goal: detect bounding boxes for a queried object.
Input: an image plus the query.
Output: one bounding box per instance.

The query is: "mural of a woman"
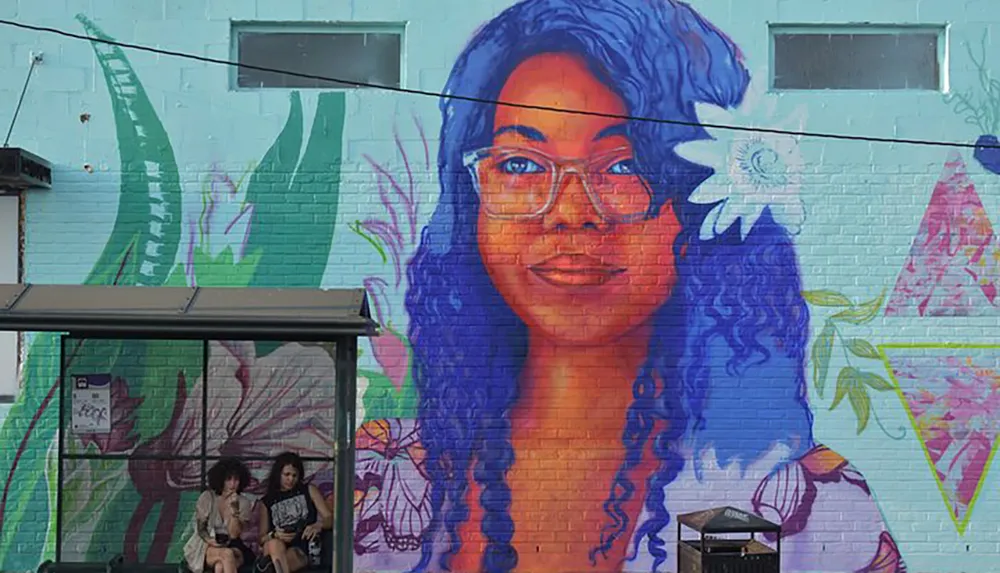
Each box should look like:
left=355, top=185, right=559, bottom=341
left=387, top=0, right=907, bottom=572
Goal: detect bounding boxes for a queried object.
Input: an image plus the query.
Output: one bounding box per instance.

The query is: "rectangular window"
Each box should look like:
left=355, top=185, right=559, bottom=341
left=231, top=23, right=404, bottom=89
left=770, top=25, right=947, bottom=91
left=0, top=194, right=19, bottom=403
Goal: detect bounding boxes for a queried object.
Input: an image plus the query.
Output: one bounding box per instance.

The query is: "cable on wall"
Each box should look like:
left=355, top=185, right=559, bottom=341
left=0, top=17, right=998, bottom=150
left=3, top=51, right=42, bottom=147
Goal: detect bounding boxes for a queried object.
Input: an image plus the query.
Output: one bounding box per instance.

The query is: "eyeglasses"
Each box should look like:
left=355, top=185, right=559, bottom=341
left=462, top=146, right=654, bottom=223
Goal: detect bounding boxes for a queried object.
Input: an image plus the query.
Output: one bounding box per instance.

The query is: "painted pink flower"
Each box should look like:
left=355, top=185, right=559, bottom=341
left=365, top=277, right=410, bottom=391
left=857, top=531, right=907, bottom=573
left=124, top=341, right=336, bottom=561
left=77, top=377, right=143, bottom=455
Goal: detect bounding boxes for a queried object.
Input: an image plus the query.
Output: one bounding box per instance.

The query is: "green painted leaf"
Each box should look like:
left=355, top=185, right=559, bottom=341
left=811, top=320, right=836, bottom=397
left=284, top=91, right=346, bottom=286
left=360, top=368, right=418, bottom=420
left=830, top=367, right=857, bottom=411
left=0, top=334, right=128, bottom=567
left=0, top=332, right=62, bottom=569
left=63, top=456, right=129, bottom=559
left=165, top=491, right=201, bottom=561
left=84, top=476, right=142, bottom=561
left=859, top=370, right=894, bottom=392
left=76, top=14, right=182, bottom=288
left=848, top=384, right=872, bottom=434
left=245, top=92, right=345, bottom=357
left=245, top=91, right=348, bottom=289
left=134, top=339, right=201, bottom=442
left=241, top=92, right=303, bottom=359
left=831, top=289, right=886, bottom=325
left=86, top=232, right=141, bottom=286
left=43, top=435, right=59, bottom=559
left=189, top=245, right=262, bottom=288
left=846, top=339, right=880, bottom=360
left=162, top=263, right=189, bottom=287
left=802, top=290, right=853, bottom=307
left=350, top=220, right=389, bottom=264
left=5, top=24, right=190, bottom=566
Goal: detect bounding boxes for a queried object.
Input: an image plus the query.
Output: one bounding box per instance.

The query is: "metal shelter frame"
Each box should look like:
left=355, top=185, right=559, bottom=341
left=0, top=282, right=379, bottom=573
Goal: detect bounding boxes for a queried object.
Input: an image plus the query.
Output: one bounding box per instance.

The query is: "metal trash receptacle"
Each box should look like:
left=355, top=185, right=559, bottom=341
left=677, top=506, right=781, bottom=573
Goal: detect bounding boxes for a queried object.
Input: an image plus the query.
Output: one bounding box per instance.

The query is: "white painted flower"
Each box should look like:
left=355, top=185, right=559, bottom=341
left=674, top=74, right=807, bottom=241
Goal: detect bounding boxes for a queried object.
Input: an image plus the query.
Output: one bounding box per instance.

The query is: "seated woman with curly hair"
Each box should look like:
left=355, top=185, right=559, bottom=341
left=182, top=458, right=256, bottom=573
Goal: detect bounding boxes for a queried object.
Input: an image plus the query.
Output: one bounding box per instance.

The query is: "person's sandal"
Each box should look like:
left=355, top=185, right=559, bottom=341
left=253, top=555, right=276, bottom=573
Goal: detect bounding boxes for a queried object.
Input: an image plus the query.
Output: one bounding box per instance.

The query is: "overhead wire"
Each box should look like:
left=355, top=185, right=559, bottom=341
left=1, top=17, right=998, bottom=150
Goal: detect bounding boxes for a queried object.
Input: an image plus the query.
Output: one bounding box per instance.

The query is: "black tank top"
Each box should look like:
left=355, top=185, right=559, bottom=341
left=264, top=484, right=317, bottom=534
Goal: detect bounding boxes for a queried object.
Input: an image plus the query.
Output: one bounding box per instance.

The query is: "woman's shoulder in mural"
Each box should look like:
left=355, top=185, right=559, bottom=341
left=351, top=420, right=906, bottom=572
left=751, top=443, right=906, bottom=573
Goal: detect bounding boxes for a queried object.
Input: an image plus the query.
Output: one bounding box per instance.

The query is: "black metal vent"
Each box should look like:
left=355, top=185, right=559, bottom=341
left=0, top=147, right=52, bottom=190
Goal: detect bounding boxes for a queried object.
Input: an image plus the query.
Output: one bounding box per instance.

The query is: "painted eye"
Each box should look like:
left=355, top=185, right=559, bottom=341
left=498, top=156, right=544, bottom=174
left=607, top=159, right=636, bottom=175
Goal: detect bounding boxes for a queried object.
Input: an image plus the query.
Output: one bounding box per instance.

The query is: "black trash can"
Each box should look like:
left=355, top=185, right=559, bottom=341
left=676, top=506, right=781, bottom=573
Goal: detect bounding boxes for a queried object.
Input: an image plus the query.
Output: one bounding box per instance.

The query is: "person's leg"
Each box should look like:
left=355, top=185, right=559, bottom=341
left=205, top=546, right=238, bottom=573
left=284, top=547, right=308, bottom=572
left=232, top=546, right=246, bottom=570
left=263, top=538, right=291, bottom=573
left=228, top=540, right=252, bottom=569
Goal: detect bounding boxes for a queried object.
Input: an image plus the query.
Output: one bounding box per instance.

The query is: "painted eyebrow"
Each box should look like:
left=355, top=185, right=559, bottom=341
left=493, top=125, right=547, bottom=141
left=594, top=123, right=628, bottom=141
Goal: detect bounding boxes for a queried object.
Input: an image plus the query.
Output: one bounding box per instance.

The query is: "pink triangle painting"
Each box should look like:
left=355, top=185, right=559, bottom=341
left=885, top=151, right=1000, bottom=317
left=881, top=345, right=1000, bottom=534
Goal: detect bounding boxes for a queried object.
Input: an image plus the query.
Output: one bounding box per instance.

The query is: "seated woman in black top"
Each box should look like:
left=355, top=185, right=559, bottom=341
left=257, top=452, right=332, bottom=573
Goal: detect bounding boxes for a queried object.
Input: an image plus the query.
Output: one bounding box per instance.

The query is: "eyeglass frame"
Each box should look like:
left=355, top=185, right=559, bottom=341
left=461, top=145, right=656, bottom=224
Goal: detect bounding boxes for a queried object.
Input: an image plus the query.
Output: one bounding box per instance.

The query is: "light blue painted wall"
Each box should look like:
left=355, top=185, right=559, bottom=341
left=1, top=0, right=1000, bottom=571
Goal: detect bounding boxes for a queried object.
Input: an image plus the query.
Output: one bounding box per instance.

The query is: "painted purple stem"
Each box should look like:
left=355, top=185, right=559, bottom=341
left=358, top=115, right=430, bottom=326
left=364, top=157, right=408, bottom=244
left=224, top=204, right=255, bottom=260
left=361, top=219, right=404, bottom=287
left=393, top=129, right=419, bottom=244
left=184, top=219, right=198, bottom=286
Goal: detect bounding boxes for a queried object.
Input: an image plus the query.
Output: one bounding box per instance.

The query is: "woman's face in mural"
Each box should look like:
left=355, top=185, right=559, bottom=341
left=476, top=53, right=682, bottom=345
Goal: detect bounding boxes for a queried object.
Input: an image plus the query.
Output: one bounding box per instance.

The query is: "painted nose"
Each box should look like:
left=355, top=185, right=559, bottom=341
left=542, top=170, right=608, bottom=232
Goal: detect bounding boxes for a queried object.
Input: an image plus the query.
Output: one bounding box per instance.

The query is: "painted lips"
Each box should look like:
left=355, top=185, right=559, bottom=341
left=528, top=254, right=625, bottom=287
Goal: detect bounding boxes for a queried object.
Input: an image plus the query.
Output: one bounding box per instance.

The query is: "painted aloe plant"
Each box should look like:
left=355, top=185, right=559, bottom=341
left=0, top=16, right=348, bottom=570
left=244, top=92, right=346, bottom=289
left=352, top=116, right=430, bottom=420
left=0, top=14, right=184, bottom=569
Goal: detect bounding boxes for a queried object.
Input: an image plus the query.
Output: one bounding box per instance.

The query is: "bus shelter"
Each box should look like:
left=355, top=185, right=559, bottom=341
left=0, top=283, right=378, bottom=573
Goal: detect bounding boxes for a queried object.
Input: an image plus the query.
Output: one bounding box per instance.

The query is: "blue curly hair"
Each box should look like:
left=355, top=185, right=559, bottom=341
left=404, top=0, right=815, bottom=571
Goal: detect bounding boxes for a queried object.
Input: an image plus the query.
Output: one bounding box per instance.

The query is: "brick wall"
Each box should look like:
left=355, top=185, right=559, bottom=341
left=1, top=0, right=999, bottom=571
